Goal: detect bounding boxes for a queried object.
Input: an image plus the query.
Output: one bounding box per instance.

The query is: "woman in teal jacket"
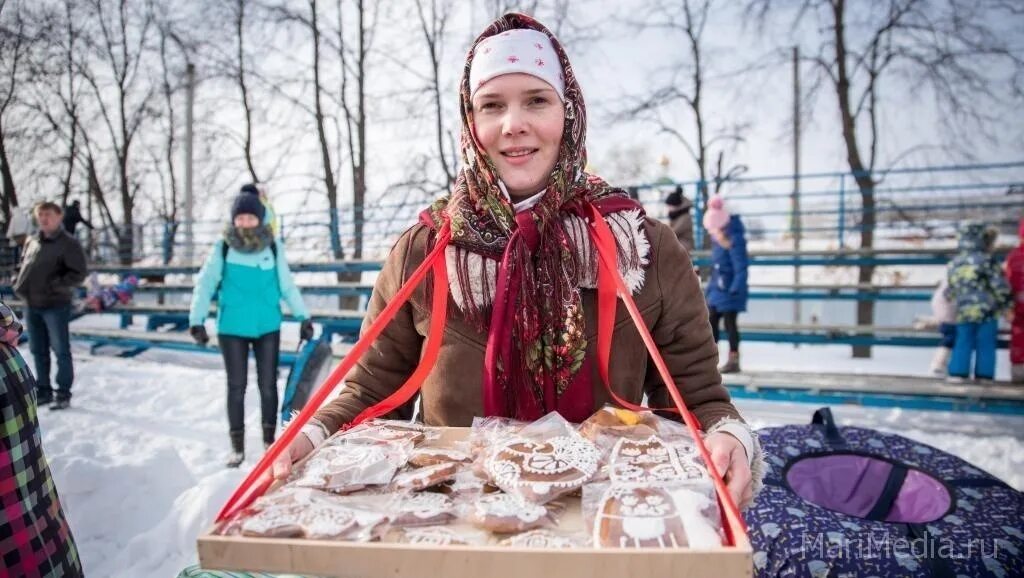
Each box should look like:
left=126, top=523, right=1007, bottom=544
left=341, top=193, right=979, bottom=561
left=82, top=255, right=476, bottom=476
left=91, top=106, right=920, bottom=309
left=189, top=185, right=313, bottom=467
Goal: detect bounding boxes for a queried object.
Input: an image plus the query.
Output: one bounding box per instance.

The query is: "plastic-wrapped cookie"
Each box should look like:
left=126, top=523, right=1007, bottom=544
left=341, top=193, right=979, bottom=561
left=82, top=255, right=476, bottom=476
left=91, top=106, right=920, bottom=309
left=394, top=526, right=485, bottom=546
left=409, top=447, right=472, bottom=468
left=302, top=503, right=363, bottom=540
left=485, top=436, right=599, bottom=503
left=592, top=485, right=688, bottom=549
left=388, top=492, right=456, bottom=527
left=609, top=435, right=695, bottom=485
left=240, top=504, right=309, bottom=538
left=390, top=462, right=459, bottom=492
left=467, top=492, right=554, bottom=533
left=335, top=420, right=427, bottom=446
left=291, top=443, right=403, bottom=494
left=437, top=469, right=488, bottom=498
left=499, top=529, right=587, bottom=548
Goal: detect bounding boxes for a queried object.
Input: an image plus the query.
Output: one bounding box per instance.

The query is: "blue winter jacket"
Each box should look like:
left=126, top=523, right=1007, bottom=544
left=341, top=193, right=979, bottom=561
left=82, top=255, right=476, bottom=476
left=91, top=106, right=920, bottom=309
left=705, top=215, right=749, bottom=313
left=188, top=239, right=310, bottom=338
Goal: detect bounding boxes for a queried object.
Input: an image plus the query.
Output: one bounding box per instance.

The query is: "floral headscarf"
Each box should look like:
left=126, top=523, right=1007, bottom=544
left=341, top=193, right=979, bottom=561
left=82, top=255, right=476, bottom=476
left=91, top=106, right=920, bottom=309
left=421, top=13, right=645, bottom=421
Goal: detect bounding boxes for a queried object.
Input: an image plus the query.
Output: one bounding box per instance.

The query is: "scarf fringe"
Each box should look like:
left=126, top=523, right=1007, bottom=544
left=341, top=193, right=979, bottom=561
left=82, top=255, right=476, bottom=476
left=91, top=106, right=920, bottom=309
left=446, top=210, right=650, bottom=313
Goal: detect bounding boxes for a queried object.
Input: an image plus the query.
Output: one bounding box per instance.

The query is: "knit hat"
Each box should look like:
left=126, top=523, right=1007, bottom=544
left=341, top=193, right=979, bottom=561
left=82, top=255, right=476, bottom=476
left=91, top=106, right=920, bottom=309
left=231, top=184, right=265, bottom=221
left=469, top=29, right=565, bottom=101
left=665, top=185, right=684, bottom=207
left=702, top=194, right=730, bottom=231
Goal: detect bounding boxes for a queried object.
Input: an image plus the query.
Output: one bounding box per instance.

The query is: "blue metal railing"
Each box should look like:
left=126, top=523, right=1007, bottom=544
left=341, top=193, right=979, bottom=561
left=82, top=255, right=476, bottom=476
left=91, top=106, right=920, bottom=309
left=59, top=161, right=1023, bottom=265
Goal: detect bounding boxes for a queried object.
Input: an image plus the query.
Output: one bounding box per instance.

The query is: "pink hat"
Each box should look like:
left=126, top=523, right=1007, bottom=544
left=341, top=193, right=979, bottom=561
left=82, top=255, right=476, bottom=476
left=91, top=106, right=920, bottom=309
left=702, top=195, right=730, bottom=232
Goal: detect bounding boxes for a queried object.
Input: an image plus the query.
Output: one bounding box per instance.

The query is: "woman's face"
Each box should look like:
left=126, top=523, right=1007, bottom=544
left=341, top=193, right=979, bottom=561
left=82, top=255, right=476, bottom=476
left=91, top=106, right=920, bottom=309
left=233, top=213, right=260, bottom=229
left=471, top=73, right=565, bottom=201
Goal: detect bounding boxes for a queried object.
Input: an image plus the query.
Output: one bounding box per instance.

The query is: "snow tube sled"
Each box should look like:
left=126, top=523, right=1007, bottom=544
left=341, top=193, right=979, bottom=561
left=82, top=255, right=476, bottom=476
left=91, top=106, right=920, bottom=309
left=280, top=336, right=333, bottom=424
left=748, top=407, right=1023, bottom=577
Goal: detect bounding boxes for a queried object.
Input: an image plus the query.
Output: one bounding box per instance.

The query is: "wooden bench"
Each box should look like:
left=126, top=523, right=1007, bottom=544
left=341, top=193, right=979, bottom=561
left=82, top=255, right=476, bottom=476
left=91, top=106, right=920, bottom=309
left=724, top=369, right=1024, bottom=415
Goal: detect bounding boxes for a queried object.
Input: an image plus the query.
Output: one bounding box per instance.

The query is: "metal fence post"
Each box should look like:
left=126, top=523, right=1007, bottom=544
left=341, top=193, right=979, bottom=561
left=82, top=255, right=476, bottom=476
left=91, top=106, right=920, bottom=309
left=693, top=183, right=704, bottom=250
left=838, top=174, right=846, bottom=250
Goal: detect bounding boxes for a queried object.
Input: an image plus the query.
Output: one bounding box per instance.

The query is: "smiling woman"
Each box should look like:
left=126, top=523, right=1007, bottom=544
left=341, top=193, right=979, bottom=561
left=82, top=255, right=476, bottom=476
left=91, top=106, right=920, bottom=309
left=471, top=75, right=565, bottom=200
left=273, top=12, right=766, bottom=510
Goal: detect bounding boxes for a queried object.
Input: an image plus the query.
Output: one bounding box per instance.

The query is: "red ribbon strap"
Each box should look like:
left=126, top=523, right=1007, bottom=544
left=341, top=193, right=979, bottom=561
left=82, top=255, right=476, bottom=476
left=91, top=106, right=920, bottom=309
left=586, top=203, right=746, bottom=542
left=215, top=224, right=451, bottom=523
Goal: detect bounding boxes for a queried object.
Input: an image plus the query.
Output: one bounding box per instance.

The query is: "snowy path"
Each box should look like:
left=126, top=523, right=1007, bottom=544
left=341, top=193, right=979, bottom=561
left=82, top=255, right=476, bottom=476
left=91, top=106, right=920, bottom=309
left=24, top=343, right=1024, bottom=577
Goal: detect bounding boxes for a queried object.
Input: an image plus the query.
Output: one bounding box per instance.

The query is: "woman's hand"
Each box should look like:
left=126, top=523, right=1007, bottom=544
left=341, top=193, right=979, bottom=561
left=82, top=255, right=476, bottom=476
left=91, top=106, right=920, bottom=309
left=271, top=433, right=315, bottom=480
left=704, top=431, right=753, bottom=509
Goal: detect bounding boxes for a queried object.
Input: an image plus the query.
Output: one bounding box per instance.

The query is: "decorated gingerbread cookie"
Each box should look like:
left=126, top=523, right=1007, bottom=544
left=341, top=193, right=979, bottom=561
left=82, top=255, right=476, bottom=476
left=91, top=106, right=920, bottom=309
left=609, top=435, right=699, bottom=485
left=485, top=435, right=599, bottom=503
left=395, top=526, right=472, bottom=546
left=390, top=462, right=460, bottom=492
left=467, top=492, right=553, bottom=533
left=240, top=504, right=310, bottom=538
left=592, top=485, right=689, bottom=549
left=409, top=447, right=472, bottom=468
left=291, top=443, right=401, bottom=493
left=388, top=492, right=457, bottom=527
left=336, top=421, right=427, bottom=446
left=499, top=529, right=586, bottom=549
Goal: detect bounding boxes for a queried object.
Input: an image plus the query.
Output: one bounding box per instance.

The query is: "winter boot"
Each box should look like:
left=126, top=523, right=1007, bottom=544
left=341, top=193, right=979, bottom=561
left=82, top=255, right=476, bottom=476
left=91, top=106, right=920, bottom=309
left=930, top=347, right=952, bottom=376
left=720, top=351, right=741, bottom=374
left=1011, top=364, right=1024, bottom=384
left=226, top=430, right=245, bottom=468
left=262, top=423, right=276, bottom=451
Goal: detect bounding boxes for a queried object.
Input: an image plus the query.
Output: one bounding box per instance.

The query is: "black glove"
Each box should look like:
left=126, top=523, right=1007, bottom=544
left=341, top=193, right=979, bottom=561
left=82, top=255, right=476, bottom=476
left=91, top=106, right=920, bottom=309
left=299, top=319, right=314, bottom=341
left=189, top=325, right=209, bottom=346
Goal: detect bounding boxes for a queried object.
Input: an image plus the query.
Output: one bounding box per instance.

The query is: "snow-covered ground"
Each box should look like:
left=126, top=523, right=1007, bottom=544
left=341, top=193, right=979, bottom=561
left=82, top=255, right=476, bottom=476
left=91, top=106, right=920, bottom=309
left=23, top=339, right=1024, bottom=577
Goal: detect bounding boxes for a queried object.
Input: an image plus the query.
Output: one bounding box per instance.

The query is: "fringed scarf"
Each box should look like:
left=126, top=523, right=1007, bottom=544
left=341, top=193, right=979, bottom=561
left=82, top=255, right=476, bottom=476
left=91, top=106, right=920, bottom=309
left=420, top=13, right=648, bottom=422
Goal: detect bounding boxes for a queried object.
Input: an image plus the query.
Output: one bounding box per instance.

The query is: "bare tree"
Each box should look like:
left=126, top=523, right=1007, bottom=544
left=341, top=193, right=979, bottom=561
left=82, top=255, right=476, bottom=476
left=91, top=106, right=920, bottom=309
left=336, top=0, right=378, bottom=260
left=0, top=0, right=33, bottom=232
left=232, top=0, right=260, bottom=183
left=79, top=0, right=157, bottom=264
left=414, top=0, right=457, bottom=188
left=615, top=0, right=747, bottom=228
left=151, top=6, right=198, bottom=264
left=746, top=0, right=1024, bottom=356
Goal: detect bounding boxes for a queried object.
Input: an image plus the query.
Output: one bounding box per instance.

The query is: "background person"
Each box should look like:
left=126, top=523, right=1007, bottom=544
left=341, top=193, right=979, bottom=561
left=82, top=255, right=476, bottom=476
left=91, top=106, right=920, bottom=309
left=665, top=185, right=695, bottom=253
left=946, top=222, right=1012, bottom=382
left=1004, top=217, right=1024, bottom=383
left=0, top=300, right=84, bottom=577
left=12, top=202, right=87, bottom=410
left=189, top=185, right=313, bottom=468
left=703, top=194, right=749, bottom=374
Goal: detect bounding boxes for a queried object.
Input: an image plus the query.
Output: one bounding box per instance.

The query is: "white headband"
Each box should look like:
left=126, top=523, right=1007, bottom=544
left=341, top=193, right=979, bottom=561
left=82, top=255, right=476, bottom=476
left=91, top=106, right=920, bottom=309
left=469, top=29, right=565, bottom=101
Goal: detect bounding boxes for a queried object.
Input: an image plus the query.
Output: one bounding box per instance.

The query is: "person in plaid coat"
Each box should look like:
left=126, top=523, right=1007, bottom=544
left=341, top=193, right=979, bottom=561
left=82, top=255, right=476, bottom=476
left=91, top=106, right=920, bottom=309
left=0, top=301, right=83, bottom=577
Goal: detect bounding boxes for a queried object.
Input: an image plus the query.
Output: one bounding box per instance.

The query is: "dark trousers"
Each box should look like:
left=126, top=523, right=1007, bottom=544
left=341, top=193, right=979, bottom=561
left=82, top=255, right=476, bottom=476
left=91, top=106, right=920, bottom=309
left=218, top=331, right=281, bottom=438
left=938, top=322, right=957, bottom=349
left=25, top=305, right=74, bottom=402
left=708, top=307, right=740, bottom=352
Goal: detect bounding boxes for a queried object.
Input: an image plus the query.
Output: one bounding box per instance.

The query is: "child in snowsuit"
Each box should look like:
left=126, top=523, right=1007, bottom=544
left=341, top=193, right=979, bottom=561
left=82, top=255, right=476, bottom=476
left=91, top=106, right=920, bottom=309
left=0, top=301, right=83, bottom=576
left=946, top=222, right=1012, bottom=381
left=1005, top=218, right=1024, bottom=383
